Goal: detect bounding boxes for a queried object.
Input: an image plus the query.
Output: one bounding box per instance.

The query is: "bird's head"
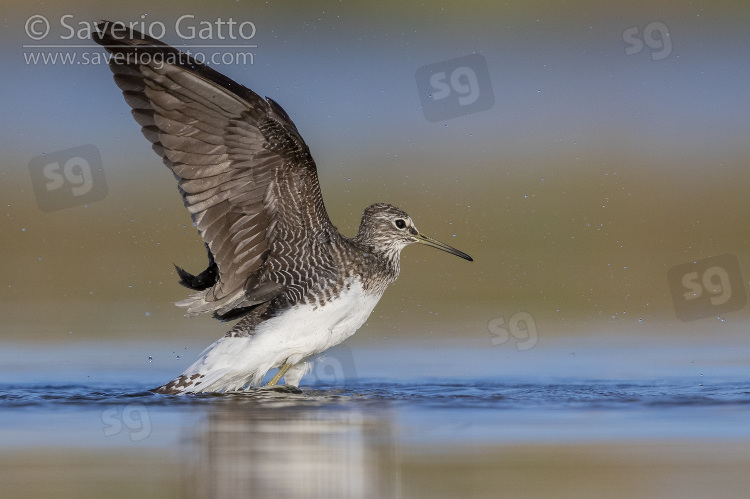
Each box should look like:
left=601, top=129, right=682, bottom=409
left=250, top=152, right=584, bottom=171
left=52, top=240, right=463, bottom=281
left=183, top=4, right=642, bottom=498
left=355, top=203, right=473, bottom=261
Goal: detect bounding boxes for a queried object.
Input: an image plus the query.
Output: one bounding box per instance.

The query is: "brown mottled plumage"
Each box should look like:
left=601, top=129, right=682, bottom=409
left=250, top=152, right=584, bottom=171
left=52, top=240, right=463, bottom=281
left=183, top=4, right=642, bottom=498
left=93, top=22, right=471, bottom=393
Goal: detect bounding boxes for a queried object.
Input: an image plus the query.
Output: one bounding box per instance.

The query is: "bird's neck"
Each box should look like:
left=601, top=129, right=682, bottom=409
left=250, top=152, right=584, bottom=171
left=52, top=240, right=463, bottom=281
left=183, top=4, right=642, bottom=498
left=350, top=238, right=402, bottom=291
left=379, top=247, right=401, bottom=281
left=371, top=249, right=401, bottom=294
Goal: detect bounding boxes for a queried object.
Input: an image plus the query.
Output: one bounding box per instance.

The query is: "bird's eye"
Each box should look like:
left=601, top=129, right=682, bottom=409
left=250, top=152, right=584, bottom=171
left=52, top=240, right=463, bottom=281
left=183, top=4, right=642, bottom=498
left=395, top=219, right=407, bottom=229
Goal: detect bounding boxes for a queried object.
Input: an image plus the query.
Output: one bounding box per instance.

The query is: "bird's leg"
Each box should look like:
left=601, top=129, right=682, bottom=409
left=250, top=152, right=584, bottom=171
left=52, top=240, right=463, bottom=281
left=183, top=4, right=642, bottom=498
left=265, top=363, right=292, bottom=386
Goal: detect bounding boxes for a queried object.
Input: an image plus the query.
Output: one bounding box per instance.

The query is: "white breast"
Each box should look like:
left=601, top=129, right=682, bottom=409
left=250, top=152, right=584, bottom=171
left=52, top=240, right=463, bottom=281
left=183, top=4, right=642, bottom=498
left=253, top=278, right=383, bottom=364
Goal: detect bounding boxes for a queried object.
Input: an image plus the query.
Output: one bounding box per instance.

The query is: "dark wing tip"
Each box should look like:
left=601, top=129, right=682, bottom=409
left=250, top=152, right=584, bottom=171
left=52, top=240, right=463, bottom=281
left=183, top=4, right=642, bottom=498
left=265, top=97, right=293, bottom=126
left=93, top=20, right=167, bottom=49
left=93, top=20, right=263, bottom=112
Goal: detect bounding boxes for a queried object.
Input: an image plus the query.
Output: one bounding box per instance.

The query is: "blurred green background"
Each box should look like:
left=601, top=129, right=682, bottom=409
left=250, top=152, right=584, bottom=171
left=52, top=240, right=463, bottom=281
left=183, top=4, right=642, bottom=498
left=3, top=0, right=750, bottom=343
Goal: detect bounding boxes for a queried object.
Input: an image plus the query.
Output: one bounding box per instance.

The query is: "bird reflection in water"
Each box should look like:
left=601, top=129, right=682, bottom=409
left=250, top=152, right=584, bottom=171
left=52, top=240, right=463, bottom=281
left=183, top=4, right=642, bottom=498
left=183, top=401, right=399, bottom=498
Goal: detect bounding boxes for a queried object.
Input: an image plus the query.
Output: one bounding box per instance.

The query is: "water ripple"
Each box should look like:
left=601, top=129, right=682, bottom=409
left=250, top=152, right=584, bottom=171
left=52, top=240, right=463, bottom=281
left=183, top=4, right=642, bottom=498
left=1, top=379, right=749, bottom=411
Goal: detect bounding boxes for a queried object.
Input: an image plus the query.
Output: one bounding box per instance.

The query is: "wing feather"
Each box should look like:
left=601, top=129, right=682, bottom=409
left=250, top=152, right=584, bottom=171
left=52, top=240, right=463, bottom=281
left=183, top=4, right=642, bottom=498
left=94, top=22, right=338, bottom=318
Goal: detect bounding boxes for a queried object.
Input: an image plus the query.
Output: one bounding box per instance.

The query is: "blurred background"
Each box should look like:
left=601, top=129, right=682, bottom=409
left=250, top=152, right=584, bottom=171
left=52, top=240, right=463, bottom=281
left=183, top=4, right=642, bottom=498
left=2, top=1, right=750, bottom=497
left=3, top=0, right=750, bottom=344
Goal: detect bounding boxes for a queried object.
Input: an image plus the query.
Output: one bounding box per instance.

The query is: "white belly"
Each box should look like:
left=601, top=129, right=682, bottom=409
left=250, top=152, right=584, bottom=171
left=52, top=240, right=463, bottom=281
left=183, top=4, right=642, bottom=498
left=254, top=278, right=383, bottom=364
left=180, top=278, right=383, bottom=391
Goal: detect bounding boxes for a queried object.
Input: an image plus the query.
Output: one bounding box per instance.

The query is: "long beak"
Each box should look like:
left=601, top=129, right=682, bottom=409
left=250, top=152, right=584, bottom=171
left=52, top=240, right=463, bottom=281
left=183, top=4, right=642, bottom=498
left=416, top=234, right=473, bottom=261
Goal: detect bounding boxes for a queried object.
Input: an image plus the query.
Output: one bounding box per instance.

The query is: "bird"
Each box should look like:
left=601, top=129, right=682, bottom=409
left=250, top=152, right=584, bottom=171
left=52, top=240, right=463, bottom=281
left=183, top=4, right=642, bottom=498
left=93, top=21, right=472, bottom=394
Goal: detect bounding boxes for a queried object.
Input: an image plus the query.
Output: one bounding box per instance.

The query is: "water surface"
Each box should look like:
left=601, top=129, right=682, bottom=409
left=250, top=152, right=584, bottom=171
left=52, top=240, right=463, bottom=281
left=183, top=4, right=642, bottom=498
left=2, top=337, right=750, bottom=498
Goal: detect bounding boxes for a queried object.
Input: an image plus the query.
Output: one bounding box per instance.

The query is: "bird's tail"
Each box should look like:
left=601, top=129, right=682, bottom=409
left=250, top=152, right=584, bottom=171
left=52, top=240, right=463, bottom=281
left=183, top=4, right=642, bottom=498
left=151, top=335, right=293, bottom=394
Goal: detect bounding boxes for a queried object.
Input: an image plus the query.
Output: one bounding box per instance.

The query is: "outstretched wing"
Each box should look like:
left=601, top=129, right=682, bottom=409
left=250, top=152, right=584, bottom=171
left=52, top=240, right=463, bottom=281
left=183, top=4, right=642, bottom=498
left=94, top=22, right=338, bottom=318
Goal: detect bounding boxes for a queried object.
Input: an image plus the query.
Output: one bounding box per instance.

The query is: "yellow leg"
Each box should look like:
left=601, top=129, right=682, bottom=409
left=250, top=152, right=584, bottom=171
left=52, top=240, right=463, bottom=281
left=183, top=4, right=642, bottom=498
left=265, top=363, right=292, bottom=386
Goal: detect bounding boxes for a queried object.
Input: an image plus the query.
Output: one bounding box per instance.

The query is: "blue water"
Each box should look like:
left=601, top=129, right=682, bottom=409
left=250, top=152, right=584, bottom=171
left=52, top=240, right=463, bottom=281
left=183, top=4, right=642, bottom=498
left=1, top=336, right=749, bottom=451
